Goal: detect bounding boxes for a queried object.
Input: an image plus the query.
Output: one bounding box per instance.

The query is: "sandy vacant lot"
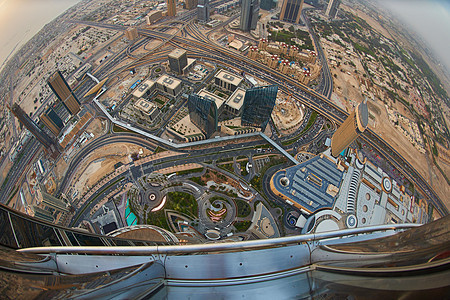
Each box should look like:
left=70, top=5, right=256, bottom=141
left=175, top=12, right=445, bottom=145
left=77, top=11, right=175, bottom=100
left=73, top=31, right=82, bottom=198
left=71, top=142, right=153, bottom=196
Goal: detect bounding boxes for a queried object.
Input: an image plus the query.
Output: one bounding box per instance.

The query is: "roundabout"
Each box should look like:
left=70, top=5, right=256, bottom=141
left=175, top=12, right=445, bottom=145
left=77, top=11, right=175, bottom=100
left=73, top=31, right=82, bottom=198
left=199, top=194, right=237, bottom=232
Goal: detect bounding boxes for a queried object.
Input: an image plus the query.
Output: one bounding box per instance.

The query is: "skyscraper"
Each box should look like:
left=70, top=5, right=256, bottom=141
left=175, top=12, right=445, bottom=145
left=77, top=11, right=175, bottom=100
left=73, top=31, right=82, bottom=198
left=40, top=107, right=64, bottom=137
left=168, top=49, right=188, bottom=74
left=167, top=0, right=177, bottom=17
left=47, top=71, right=80, bottom=116
left=280, top=0, right=304, bottom=24
left=241, top=85, right=278, bottom=130
left=331, top=100, right=368, bottom=157
left=11, top=104, right=60, bottom=157
left=187, top=94, right=218, bottom=138
left=240, top=0, right=260, bottom=31
left=197, top=0, right=210, bottom=23
left=325, top=0, right=340, bottom=19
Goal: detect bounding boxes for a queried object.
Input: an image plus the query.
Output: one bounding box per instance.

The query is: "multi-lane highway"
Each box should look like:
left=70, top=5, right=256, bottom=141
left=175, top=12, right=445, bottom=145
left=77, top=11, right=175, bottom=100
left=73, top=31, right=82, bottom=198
left=2, top=11, right=447, bottom=219
left=78, top=20, right=446, bottom=216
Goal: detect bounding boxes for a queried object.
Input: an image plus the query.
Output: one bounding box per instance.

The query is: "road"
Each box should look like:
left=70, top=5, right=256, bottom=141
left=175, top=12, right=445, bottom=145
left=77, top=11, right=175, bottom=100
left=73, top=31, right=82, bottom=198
left=2, top=12, right=447, bottom=218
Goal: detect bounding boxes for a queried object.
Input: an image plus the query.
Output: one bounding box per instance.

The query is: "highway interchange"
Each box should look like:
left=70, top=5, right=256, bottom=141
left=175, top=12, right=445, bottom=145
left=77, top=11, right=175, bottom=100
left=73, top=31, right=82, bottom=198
left=1, top=5, right=447, bottom=225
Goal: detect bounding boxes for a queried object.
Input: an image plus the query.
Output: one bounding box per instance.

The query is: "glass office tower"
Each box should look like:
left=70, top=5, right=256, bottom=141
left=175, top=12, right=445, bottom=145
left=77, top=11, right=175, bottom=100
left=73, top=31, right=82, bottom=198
left=187, top=94, right=218, bottom=137
left=241, top=85, right=278, bottom=130
left=197, top=0, right=210, bottom=22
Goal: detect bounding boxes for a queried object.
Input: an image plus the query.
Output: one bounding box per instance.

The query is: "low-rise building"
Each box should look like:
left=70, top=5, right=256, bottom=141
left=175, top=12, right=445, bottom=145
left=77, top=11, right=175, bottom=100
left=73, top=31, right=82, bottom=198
left=132, top=79, right=155, bottom=98
left=225, top=87, right=246, bottom=115
left=134, top=98, right=160, bottom=120
left=155, top=74, right=182, bottom=96
left=214, top=69, right=243, bottom=92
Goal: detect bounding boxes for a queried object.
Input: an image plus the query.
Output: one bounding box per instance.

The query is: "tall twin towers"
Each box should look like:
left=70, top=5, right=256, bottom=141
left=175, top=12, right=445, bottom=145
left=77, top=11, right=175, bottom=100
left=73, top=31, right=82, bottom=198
left=11, top=71, right=81, bottom=158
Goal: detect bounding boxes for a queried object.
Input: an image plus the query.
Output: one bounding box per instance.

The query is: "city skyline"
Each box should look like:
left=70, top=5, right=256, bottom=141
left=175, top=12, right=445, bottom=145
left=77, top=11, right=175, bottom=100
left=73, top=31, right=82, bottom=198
left=0, top=0, right=447, bottom=296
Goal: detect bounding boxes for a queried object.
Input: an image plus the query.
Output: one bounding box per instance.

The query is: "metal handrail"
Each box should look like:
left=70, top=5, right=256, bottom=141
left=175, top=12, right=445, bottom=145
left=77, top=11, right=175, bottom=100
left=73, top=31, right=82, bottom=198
left=19, top=223, right=420, bottom=255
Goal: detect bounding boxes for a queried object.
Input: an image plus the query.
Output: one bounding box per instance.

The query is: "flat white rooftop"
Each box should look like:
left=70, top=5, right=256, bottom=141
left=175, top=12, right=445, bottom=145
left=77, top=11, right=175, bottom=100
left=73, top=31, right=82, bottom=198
left=156, top=74, right=181, bottom=90
left=214, top=69, right=243, bottom=86
left=198, top=89, right=225, bottom=109
left=226, top=87, right=246, bottom=111
left=133, top=79, right=155, bottom=98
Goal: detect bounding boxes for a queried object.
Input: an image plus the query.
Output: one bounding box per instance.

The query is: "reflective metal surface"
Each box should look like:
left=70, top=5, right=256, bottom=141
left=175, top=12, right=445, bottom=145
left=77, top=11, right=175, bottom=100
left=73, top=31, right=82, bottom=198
left=0, top=207, right=448, bottom=298
left=19, top=223, right=418, bottom=255
left=0, top=203, right=174, bottom=250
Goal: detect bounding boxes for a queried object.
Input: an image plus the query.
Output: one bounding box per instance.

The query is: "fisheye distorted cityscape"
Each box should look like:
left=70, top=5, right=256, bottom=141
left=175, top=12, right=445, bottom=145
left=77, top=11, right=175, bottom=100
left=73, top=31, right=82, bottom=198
left=0, top=0, right=449, bottom=298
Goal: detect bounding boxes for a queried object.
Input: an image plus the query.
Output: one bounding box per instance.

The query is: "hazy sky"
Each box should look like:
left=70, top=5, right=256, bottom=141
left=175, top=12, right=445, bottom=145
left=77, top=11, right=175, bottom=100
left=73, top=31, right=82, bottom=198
left=0, top=0, right=81, bottom=70
left=381, top=0, right=450, bottom=72
left=0, top=0, right=448, bottom=73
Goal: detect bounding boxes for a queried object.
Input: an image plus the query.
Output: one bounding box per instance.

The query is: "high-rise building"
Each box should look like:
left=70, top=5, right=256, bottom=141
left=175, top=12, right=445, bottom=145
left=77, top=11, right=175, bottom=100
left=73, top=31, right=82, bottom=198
left=260, top=0, right=276, bottom=10
left=187, top=94, right=218, bottom=138
left=241, top=85, right=278, bottom=130
left=197, top=0, right=210, bottom=23
left=168, top=49, right=188, bottom=74
left=40, top=107, right=64, bottom=137
left=124, top=27, right=138, bottom=40
left=11, top=104, right=60, bottom=157
left=331, top=100, right=368, bottom=157
left=167, top=0, right=177, bottom=17
left=146, top=11, right=163, bottom=25
left=47, top=71, right=81, bottom=116
left=325, top=0, right=340, bottom=19
left=280, top=0, right=304, bottom=24
left=240, top=0, right=260, bottom=31
left=185, top=0, right=198, bottom=10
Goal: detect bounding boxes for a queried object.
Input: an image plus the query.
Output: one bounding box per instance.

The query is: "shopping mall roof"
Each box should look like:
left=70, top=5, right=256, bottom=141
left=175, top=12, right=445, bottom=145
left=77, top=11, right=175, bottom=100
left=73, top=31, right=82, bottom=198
left=272, top=154, right=344, bottom=213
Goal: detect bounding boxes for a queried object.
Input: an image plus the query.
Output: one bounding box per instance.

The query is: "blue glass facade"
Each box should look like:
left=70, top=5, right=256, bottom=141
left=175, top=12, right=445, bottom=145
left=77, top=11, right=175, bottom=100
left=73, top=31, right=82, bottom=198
left=187, top=94, right=218, bottom=138
left=46, top=107, right=64, bottom=130
left=241, top=85, right=278, bottom=130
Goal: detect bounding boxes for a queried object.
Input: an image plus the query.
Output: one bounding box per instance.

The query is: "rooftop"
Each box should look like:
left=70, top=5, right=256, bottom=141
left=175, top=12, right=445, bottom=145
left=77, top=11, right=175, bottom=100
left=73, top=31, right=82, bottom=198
left=134, top=98, right=157, bottom=115
left=198, top=89, right=225, bottom=110
left=214, top=69, right=243, bottom=86
left=226, top=87, right=246, bottom=111
left=271, top=154, right=344, bottom=213
left=156, top=74, right=181, bottom=90
left=169, top=48, right=187, bottom=60
left=132, top=79, right=155, bottom=98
